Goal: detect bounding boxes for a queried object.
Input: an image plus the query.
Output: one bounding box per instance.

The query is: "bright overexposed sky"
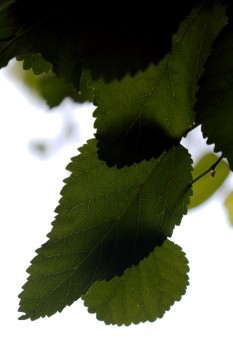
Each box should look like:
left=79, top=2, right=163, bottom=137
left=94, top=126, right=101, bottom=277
left=1, top=60, right=233, bottom=349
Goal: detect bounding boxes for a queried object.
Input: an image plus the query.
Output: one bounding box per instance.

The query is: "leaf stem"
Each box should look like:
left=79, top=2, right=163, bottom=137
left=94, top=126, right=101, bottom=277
left=191, top=154, right=224, bottom=185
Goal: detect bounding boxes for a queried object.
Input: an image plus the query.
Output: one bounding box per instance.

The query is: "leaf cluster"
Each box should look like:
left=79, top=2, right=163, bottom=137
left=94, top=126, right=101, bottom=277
left=0, top=0, right=233, bottom=325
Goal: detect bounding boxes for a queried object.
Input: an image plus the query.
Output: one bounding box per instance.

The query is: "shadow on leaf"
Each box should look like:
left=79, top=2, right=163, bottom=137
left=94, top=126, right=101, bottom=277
left=96, top=226, right=167, bottom=281
left=1, top=1, right=196, bottom=83
left=96, top=115, right=180, bottom=168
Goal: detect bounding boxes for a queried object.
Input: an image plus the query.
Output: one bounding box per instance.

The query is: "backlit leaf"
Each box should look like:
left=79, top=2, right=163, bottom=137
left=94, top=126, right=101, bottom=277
left=83, top=239, right=189, bottom=326
left=18, top=139, right=192, bottom=320
left=92, top=1, right=227, bottom=167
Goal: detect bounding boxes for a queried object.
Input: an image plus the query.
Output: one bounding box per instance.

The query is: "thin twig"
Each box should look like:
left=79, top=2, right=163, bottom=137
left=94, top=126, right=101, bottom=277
left=191, top=154, right=224, bottom=185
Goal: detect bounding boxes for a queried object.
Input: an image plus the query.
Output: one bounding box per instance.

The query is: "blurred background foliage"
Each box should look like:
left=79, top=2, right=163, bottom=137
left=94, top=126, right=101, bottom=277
left=6, top=57, right=93, bottom=158
left=14, top=54, right=92, bottom=107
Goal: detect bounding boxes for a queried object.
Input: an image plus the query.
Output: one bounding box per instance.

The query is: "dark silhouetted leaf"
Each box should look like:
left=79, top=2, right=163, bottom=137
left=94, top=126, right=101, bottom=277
left=92, top=1, right=227, bottom=167
left=83, top=239, right=189, bottom=326
left=0, top=1, right=197, bottom=85
left=189, top=153, right=230, bottom=209
left=18, top=139, right=192, bottom=320
left=83, top=2, right=197, bottom=82
left=196, top=5, right=233, bottom=170
left=0, top=1, right=82, bottom=89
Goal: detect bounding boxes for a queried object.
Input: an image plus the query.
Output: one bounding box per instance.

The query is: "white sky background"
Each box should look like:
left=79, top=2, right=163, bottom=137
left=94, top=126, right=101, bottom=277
left=1, top=60, right=233, bottom=349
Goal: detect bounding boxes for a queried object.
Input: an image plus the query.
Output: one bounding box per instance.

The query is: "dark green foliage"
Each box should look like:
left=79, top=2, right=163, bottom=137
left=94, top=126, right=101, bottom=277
left=92, top=1, right=226, bottom=167
left=83, top=240, right=189, bottom=325
left=196, top=3, right=233, bottom=169
left=0, top=0, right=233, bottom=325
left=0, top=0, right=196, bottom=88
left=18, top=140, right=192, bottom=320
left=17, top=53, right=52, bottom=75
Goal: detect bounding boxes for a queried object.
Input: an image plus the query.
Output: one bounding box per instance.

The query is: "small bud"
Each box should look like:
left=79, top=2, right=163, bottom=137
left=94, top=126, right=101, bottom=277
left=210, top=169, right=216, bottom=177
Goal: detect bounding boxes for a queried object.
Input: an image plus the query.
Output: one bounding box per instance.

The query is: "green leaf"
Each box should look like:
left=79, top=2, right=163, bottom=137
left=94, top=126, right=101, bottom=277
left=189, top=153, right=230, bottom=209
left=17, top=53, right=52, bottom=75
left=224, top=191, right=233, bottom=225
left=196, top=5, right=233, bottom=170
left=83, top=2, right=197, bottom=81
left=0, top=1, right=197, bottom=84
left=0, top=1, right=82, bottom=89
left=92, top=0, right=227, bottom=167
left=83, top=239, right=189, bottom=326
left=18, top=139, right=192, bottom=320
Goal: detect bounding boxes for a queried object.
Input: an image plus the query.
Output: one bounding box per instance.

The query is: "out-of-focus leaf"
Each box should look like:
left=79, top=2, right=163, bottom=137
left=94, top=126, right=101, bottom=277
left=10, top=59, right=89, bottom=107
left=224, top=192, right=233, bottom=225
left=34, top=74, right=79, bottom=107
left=189, top=153, right=230, bottom=209
left=83, top=239, right=189, bottom=326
